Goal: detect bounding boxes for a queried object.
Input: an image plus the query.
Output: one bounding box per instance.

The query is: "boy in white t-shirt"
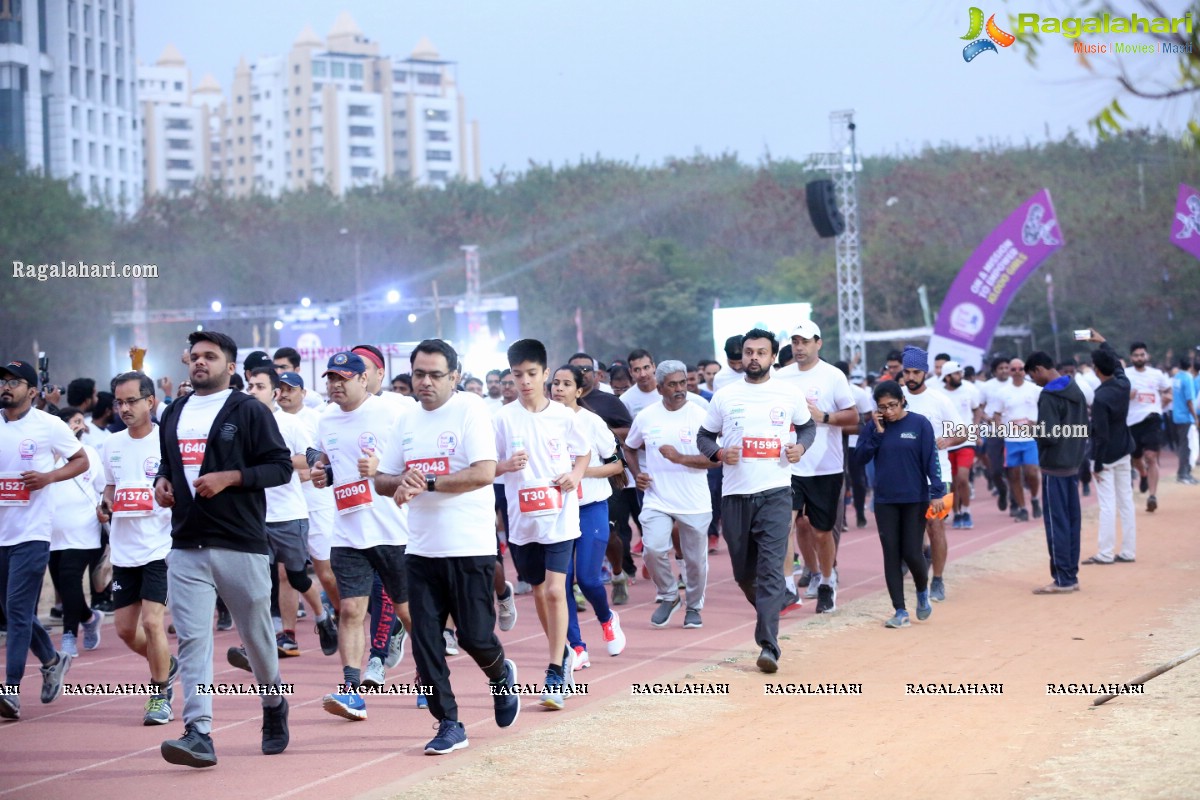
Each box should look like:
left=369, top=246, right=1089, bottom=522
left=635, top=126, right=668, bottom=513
left=493, top=339, right=589, bottom=710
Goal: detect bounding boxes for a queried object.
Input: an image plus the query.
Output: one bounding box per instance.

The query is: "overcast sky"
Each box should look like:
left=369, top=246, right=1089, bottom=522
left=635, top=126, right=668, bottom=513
left=139, top=0, right=1195, bottom=175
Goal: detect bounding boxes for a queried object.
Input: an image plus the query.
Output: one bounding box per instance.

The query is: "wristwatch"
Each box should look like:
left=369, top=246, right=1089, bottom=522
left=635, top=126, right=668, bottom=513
left=822, top=412, right=830, bottom=424
left=426, top=475, right=437, bottom=493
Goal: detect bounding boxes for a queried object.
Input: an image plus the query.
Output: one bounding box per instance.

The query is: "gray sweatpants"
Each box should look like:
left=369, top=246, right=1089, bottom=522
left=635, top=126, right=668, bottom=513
left=166, top=547, right=282, bottom=735
left=721, top=486, right=792, bottom=659
left=639, top=508, right=711, bottom=610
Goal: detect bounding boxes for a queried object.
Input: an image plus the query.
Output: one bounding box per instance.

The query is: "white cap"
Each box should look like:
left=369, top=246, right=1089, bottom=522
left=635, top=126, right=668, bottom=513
left=791, top=320, right=821, bottom=340
left=941, top=360, right=964, bottom=377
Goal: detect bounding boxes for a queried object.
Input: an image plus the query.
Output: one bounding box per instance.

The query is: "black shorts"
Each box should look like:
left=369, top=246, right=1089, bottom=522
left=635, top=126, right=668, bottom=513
left=331, top=544, right=408, bottom=603
left=508, top=539, right=574, bottom=586
left=790, top=473, right=843, bottom=532
left=112, top=560, right=169, bottom=609
left=1130, top=414, right=1162, bottom=457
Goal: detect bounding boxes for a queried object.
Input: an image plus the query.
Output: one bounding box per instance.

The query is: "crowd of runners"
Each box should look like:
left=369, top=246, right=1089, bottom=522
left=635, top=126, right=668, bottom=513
left=1, top=321, right=1195, bottom=764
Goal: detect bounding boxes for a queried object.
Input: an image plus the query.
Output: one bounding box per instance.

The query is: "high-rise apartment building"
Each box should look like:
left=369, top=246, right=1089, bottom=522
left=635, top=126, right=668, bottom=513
left=138, top=44, right=221, bottom=196
left=1, top=0, right=143, bottom=214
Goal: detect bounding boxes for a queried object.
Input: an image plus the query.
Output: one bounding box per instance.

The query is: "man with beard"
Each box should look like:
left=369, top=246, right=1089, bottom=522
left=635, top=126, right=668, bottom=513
left=1125, top=342, right=1172, bottom=511
left=940, top=362, right=984, bottom=529
left=697, top=330, right=815, bottom=673
left=992, top=357, right=1044, bottom=523
left=899, top=347, right=965, bottom=602
left=979, top=356, right=1012, bottom=510
left=155, top=331, right=293, bottom=766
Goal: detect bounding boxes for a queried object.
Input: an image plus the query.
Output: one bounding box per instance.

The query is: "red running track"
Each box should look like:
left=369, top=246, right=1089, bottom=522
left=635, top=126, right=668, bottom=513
left=0, top=485, right=1087, bottom=799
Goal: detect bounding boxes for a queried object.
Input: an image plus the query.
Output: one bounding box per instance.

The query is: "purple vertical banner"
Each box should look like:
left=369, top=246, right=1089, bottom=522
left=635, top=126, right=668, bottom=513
left=927, top=189, right=1064, bottom=370
left=1170, top=183, right=1200, bottom=261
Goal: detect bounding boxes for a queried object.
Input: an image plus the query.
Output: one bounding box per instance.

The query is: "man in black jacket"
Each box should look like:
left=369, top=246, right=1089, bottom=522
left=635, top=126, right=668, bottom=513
left=1026, top=351, right=1089, bottom=594
left=1082, top=331, right=1137, bottom=565
left=153, top=331, right=294, bottom=768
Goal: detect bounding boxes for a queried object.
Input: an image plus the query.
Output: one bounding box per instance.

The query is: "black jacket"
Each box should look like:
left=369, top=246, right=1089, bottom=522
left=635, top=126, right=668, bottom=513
left=1036, top=376, right=1088, bottom=475
left=1090, top=343, right=1135, bottom=472
left=155, top=390, right=292, bottom=554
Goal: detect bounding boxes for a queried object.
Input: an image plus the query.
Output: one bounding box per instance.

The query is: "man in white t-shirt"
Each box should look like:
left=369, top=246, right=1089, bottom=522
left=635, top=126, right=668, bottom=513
left=1125, top=341, right=1172, bottom=512
left=276, top=371, right=340, bottom=618
left=900, top=347, right=965, bottom=603
left=710, top=335, right=746, bottom=393
left=0, top=359, right=86, bottom=721
left=244, top=368, right=336, bottom=659
left=979, top=356, right=1013, bottom=512
left=625, top=361, right=718, bottom=629
left=376, top=339, right=519, bottom=755
left=774, top=322, right=858, bottom=614
left=697, top=330, right=816, bottom=674
left=99, top=370, right=177, bottom=725
left=494, top=339, right=589, bottom=710
left=310, top=351, right=414, bottom=722
left=992, top=357, right=1043, bottom=523
left=940, top=361, right=984, bottom=529
left=272, top=347, right=324, bottom=409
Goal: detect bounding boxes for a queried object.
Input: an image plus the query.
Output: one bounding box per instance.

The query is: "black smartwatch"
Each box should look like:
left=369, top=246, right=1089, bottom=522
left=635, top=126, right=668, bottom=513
left=822, top=412, right=830, bottom=424
left=426, top=475, right=437, bottom=493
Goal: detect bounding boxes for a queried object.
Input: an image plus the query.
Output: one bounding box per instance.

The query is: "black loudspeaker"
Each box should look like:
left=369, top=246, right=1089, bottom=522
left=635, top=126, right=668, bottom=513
left=805, top=179, right=844, bottom=238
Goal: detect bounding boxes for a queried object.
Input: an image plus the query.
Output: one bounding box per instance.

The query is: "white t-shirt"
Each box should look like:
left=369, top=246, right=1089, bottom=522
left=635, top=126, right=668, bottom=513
left=376, top=389, right=418, bottom=420
left=382, top=392, right=498, bottom=558
left=485, top=396, right=504, bottom=412
left=493, top=399, right=588, bottom=546
left=572, top=406, right=616, bottom=506
left=980, top=377, right=1010, bottom=420
left=0, top=407, right=84, bottom=546
left=992, top=380, right=1042, bottom=443
left=50, top=443, right=105, bottom=551
left=317, top=394, right=411, bottom=549
left=625, top=400, right=711, bottom=515
left=773, top=361, right=856, bottom=477
left=175, top=389, right=231, bottom=497
left=712, top=365, right=743, bottom=393
left=702, top=377, right=811, bottom=496
left=847, top=383, right=874, bottom=448
left=81, top=419, right=111, bottom=450
left=289, top=405, right=334, bottom=513
left=303, top=391, right=324, bottom=409
left=942, top=382, right=983, bottom=448
left=620, top=385, right=659, bottom=419
left=1074, top=373, right=1095, bottom=406
left=902, top=387, right=958, bottom=484
left=266, top=408, right=311, bottom=523
left=1126, top=367, right=1170, bottom=426
left=101, top=426, right=172, bottom=567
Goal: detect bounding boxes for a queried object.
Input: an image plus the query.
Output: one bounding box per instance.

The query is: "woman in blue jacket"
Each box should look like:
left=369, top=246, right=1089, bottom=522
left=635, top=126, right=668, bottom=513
left=855, top=381, right=945, bottom=628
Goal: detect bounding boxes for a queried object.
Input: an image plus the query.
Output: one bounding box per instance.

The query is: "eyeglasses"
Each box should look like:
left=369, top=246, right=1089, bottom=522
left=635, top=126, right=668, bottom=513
left=114, top=395, right=151, bottom=409
left=574, top=365, right=594, bottom=373
left=412, top=370, right=450, bottom=382
left=877, top=402, right=903, bottom=411
left=1, top=378, right=29, bottom=389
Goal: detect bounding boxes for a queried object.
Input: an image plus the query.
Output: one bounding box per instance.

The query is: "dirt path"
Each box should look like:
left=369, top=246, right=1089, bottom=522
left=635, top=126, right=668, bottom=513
left=368, top=481, right=1200, bottom=800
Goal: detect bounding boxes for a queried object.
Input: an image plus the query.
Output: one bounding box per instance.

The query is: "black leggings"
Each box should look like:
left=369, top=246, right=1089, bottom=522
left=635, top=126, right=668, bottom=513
left=48, top=547, right=101, bottom=636
left=874, top=503, right=928, bottom=611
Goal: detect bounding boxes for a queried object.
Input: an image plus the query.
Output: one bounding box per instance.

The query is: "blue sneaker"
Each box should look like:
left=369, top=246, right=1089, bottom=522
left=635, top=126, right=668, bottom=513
left=491, top=659, right=520, bottom=728
left=82, top=609, right=104, bottom=651
left=322, top=692, right=367, bottom=721
left=540, top=670, right=565, bottom=710
left=417, top=693, right=429, bottom=710
left=424, top=718, right=468, bottom=755
left=930, top=576, right=946, bottom=603
left=916, top=591, right=932, bottom=621
left=884, top=609, right=911, bottom=628
left=960, top=511, right=974, bottom=529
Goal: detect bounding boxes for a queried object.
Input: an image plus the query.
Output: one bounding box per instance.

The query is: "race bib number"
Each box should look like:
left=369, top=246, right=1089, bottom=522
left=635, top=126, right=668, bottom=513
left=113, top=483, right=154, bottom=517
left=405, top=457, right=450, bottom=476
left=0, top=473, right=30, bottom=506
left=518, top=484, right=564, bottom=517
left=333, top=479, right=373, bottom=515
left=1136, top=391, right=1156, bottom=405
left=179, top=439, right=206, bottom=467
left=741, top=436, right=781, bottom=460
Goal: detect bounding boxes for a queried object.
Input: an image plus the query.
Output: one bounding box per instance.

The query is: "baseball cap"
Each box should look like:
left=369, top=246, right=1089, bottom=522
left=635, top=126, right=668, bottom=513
left=941, top=360, right=964, bottom=377
left=243, top=350, right=273, bottom=372
left=279, top=371, right=304, bottom=389
left=322, top=352, right=367, bottom=379
left=791, top=320, right=821, bottom=340
left=0, top=360, right=38, bottom=386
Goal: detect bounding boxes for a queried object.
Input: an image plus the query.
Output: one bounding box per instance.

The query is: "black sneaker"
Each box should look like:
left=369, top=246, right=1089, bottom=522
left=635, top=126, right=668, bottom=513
left=1139, top=474, right=1149, bottom=493
left=227, top=645, right=252, bottom=673
left=756, top=648, right=779, bottom=674
left=161, top=725, right=218, bottom=768
left=49, top=604, right=63, bottom=620
left=216, top=607, right=233, bottom=631
left=315, top=614, right=339, bottom=657
left=855, top=513, right=867, bottom=529
left=1015, top=507, right=1030, bottom=522
left=1147, top=495, right=1157, bottom=513
left=996, top=484, right=1008, bottom=512
left=816, top=584, right=837, bottom=614
left=276, top=631, right=300, bottom=657
left=1031, top=498, right=1042, bottom=519
left=261, top=697, right=289, bottom=755
left=490, top=658, right=520, bottom=728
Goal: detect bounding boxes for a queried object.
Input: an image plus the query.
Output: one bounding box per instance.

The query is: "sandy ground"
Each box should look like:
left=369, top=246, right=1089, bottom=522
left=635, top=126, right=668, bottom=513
left=366, top=480, right=1200, bottom=800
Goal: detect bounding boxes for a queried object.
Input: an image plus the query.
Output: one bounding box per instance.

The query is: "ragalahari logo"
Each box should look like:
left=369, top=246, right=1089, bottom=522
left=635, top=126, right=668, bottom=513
left=961, top=7, right=1015, bottom=61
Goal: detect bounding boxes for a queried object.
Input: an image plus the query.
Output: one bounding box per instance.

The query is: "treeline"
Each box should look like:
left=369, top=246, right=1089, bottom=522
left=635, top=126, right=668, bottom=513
left=2, top=129, right=1198, bottom=383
